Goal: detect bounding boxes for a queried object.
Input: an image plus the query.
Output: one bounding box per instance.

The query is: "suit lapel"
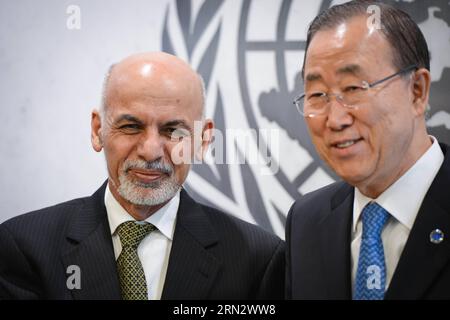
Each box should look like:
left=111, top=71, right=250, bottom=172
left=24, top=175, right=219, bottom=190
left=386, top=144, right=450, bottom=299
left=61, top=182, right=122, bottom=300
left=161, top=190, right=221, bottom=299
left=319, top=183, right=354, bottom=299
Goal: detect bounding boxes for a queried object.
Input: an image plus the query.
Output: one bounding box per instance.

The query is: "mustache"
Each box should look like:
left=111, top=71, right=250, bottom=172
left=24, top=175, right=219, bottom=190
left=123, top=159, right=173, bottom=175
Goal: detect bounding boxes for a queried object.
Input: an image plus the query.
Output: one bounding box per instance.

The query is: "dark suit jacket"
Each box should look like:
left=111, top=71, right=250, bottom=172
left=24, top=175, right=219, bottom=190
left=0, top=183, right=284, bottom=299
left=286, top=143, right=450, bottom=299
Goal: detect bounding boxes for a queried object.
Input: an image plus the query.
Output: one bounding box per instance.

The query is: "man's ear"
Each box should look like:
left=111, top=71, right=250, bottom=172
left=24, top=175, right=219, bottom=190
left=91, top=109, right=103, bottom=152
left=411, top=68, right=431, bottom=117
left=196, top=119, right=214, bottom=161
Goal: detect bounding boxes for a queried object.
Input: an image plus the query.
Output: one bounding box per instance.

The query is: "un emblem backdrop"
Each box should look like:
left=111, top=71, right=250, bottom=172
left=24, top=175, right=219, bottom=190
left=0, top=1, right=449, bottom=236
left=161, top=0, right=450, bottom=237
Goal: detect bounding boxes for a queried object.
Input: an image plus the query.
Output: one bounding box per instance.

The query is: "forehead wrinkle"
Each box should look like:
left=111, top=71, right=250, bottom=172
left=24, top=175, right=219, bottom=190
left=109, top=92, right=182, bottom=110
left=135, top=95, right=181, bottom=106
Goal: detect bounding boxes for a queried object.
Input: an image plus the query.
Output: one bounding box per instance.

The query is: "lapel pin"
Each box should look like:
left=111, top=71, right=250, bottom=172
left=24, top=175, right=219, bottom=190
left=430, top=229, right=444, bottom=244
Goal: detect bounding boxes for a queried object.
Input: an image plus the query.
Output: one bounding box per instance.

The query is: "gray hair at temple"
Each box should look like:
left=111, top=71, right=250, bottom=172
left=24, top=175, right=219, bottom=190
left=301, top=0, right=430, bottom=79
left=99, top=63, right=207, bottom=126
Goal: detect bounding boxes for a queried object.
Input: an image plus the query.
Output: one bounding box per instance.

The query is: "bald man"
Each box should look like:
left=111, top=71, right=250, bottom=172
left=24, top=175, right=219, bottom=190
left=0, top=52, right=284, bottom=300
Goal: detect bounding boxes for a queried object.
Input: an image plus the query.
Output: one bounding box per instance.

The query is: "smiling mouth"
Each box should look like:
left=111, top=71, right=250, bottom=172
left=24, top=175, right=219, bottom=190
left=129, top=169, right=168, bottom=181
left=332, top=138, right=363, bottom=149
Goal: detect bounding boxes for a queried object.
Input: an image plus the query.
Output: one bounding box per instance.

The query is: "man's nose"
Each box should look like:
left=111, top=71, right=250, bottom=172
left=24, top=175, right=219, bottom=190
left=325, top=98, right=354, bottom=131
left=136, top=129, right=165, bottom=162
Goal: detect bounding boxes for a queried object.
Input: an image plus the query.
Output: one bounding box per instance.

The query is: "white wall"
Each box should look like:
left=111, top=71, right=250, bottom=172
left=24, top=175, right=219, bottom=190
left=0, top=0, right=169, bottom=221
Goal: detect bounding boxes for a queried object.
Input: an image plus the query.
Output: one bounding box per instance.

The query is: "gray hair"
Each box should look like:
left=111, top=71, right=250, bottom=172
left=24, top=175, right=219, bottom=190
left=99, top=63, right=115, bottom=125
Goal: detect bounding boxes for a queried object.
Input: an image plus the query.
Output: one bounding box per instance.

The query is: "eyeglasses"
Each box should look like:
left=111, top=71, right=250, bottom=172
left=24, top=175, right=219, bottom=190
left=293, top=64, right=418, bottom=118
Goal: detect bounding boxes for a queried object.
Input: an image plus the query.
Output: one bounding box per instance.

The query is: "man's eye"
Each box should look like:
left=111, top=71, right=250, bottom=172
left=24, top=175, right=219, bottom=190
left=306, top=92, right=326, bottom=100
left=164, top=127, right=190, bottom=140
left=119, top=124, right=141, bottom=132
left=343, top=85, right=364, bottom=93
left=164, top=127, right=176, bottom=133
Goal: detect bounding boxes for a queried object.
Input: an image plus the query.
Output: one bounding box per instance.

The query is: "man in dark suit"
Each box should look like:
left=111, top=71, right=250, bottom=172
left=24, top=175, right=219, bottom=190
left=287, top=1, right=450, bottom=299
left=0, top=52, right=284, bottom=300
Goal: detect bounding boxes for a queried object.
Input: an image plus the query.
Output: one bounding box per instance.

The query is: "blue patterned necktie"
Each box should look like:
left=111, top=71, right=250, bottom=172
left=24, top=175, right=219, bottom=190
left=353, top=202, right=390, bottom=300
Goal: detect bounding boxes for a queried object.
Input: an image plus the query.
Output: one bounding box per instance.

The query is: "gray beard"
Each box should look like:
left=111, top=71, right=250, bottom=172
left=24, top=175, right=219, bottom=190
left=117, top=173, right=181, bottom=206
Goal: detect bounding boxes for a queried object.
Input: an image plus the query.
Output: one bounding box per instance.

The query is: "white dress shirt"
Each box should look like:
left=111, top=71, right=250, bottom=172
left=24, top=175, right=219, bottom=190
left=104, top=184, right=179, bottom=300
left=351, top=137, right=444, bottom=292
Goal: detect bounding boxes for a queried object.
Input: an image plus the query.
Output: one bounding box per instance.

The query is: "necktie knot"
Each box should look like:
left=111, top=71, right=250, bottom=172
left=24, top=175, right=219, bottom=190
left=361, top=202, right=390, bottom=239
left=117, top=221, right=155, bottom=248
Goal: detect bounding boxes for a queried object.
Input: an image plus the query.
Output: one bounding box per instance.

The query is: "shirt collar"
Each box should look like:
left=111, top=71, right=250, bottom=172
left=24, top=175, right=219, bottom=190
left=353, top=136, right=444, bottom=232
left=104, top=183, right=179, bottom=240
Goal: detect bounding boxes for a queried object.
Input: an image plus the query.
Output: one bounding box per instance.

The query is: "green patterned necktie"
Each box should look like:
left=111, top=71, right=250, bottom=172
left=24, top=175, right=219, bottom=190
left=116, top=221, right=155, bottom=300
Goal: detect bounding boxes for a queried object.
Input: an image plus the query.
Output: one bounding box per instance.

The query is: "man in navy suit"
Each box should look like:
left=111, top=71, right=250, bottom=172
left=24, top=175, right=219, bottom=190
left=287, top=1, right=450, bottom=299
left=0, top=52, right=284, bottom=299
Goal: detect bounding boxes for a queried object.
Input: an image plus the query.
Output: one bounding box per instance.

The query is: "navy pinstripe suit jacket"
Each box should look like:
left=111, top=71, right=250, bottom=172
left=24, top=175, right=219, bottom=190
left=0, top=183, right=284, bottom=299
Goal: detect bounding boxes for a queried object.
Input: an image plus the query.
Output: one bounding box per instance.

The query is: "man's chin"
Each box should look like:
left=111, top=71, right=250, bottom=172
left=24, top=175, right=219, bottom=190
left=121, top=192, right=169, bottom=207
left=118, top=181, right=180, bottom=207
left=132, top=180, right=163, bottom=188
